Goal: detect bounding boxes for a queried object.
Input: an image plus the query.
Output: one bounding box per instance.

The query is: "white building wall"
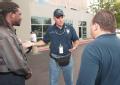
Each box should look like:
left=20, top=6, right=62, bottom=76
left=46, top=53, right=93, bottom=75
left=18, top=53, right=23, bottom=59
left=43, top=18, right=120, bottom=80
left=64, top=9, right=93, bottom=38
left=1, top=0, right=93, bottom=40
left=48, top=0, right=88, bottom=10
left=30, top=1, right=93, bottom=38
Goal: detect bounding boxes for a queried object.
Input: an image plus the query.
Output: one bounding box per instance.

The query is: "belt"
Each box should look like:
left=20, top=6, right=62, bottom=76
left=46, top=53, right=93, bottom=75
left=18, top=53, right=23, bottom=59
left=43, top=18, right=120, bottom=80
left=50, top=53, right=71, bottom=58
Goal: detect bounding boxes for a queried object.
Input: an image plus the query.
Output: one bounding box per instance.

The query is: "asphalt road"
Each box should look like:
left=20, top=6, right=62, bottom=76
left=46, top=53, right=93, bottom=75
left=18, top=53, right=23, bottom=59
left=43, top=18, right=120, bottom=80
left=26, top=44, right=87, bottom=85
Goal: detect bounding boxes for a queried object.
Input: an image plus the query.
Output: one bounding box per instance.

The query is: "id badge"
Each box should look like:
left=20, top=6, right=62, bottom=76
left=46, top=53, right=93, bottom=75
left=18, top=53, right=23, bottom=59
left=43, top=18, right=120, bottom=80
left=59, top=44, right=63, bottom=54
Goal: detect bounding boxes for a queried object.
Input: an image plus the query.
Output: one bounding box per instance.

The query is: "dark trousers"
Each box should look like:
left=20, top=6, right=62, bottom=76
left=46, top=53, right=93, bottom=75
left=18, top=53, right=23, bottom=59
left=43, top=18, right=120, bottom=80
left=0, top=72, right=25, bottom=85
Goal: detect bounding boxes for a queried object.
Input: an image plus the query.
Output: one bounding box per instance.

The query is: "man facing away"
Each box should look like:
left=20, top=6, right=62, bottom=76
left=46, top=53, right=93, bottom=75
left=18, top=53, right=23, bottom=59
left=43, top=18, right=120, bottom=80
left=76, top=10, right=120, bottom=85
left=0, top=1, right=32, bottom=85
left=31, top=8, right=79, bottom=85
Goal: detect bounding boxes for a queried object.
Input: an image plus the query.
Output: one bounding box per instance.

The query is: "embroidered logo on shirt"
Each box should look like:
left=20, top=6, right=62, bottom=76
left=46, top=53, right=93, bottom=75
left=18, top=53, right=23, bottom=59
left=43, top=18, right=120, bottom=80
left=66, top=29, right=70, bottom=34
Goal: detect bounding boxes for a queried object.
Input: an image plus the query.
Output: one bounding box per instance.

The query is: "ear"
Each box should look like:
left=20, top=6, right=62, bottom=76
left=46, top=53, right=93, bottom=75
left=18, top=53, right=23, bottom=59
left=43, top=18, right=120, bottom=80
left=10, top=12, right=16, bottom=18
left=93, top=23, right=100, bottom=31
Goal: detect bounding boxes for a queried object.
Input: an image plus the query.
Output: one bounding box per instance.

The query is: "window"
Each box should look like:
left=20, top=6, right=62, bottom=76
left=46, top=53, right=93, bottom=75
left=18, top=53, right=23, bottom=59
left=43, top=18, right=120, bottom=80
left=31, top=17, right=42, bottom=24
left=31, top=16, right=51, bottom=40
left=80, top=21, right=86, bottom=26
left=78, top=21, right=87, bottom=39
left=65, top=19, right=73, bottom=26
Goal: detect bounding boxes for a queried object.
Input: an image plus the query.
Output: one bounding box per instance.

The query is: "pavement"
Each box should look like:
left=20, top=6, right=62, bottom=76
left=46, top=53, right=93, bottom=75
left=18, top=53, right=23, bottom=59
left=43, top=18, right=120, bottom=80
left=26, top=39, right=93, bottom=85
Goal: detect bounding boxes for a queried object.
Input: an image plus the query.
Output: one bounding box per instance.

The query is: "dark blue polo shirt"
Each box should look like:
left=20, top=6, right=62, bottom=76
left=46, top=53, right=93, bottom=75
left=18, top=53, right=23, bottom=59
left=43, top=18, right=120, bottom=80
left=77, top=33, right=120, bottom=85
left=43, top=24, right=79, bottom=56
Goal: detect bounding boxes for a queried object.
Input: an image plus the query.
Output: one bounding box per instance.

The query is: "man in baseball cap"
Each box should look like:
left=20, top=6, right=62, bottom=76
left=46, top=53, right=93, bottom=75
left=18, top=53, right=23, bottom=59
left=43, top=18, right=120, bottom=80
left=31, top=8, right=79, bottom=85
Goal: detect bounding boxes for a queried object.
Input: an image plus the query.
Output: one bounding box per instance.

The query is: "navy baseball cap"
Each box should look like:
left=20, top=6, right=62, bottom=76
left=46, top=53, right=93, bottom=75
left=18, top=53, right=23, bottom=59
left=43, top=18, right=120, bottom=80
left=54, top=9, right=64, bottom=17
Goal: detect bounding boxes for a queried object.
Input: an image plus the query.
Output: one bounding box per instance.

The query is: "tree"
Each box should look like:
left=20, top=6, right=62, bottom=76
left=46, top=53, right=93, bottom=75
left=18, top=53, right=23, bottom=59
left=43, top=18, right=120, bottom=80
left=113, top=2, right=120, bottom=28
left=89, top=1, right=120, bottom=28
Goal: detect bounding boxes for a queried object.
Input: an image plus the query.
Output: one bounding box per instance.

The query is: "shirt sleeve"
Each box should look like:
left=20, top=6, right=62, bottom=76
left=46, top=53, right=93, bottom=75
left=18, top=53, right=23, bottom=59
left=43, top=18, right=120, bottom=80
left=76, top=44, right=100, bottom=85
left=43, top=27, right=50, bottom=44
left=0, top=36, right=31, bottom=76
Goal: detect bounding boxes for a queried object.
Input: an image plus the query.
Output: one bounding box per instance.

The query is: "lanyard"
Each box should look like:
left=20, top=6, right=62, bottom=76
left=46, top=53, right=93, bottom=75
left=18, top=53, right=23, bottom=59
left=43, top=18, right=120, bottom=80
left=55, top=28, right=65, bottom=35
